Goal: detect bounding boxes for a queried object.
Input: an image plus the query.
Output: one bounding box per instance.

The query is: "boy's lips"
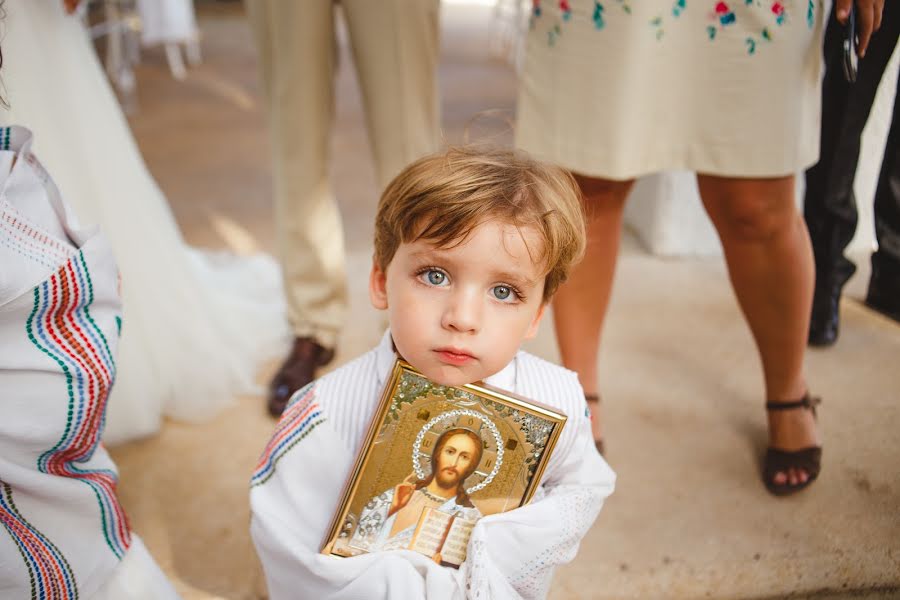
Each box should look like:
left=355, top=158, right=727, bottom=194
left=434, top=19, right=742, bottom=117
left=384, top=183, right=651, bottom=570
left=434, top=347, right=475, bottom=365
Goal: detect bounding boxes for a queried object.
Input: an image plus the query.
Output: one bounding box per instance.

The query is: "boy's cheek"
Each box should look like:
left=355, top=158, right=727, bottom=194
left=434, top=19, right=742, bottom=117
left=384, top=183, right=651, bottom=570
left=523, top=303, right=549, bottom=338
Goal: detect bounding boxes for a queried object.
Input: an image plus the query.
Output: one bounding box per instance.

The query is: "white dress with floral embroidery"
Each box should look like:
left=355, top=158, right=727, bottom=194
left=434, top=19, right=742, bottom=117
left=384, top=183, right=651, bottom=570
left=516, top=0, right=828, bottom=179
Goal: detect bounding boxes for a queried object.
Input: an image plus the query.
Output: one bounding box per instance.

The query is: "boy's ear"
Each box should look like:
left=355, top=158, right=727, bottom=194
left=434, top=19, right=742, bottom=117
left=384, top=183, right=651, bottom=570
left=523, top=302, right=547, bottom=340
left=369, top=259, right=388, bottom=310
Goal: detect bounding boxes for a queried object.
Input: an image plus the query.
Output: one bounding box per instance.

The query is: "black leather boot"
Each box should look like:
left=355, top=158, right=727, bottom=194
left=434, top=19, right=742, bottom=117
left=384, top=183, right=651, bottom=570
left=865, top=254, right=900, bottom=323
left=809, top=261, right=856, bottom=347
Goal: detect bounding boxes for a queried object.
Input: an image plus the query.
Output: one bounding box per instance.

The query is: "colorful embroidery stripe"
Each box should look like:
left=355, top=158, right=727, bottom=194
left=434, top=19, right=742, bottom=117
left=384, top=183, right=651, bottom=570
left=251, top=384, right=326, bottom=486
left=0, top=483, right=79, bottom=600
left=1, top=208, right=75, bottom=258
left=25, top=252, right=130, bottom=559
left=2, top=126, right=10, bottom=151
left=1, top=235, right=60, bottom=270
left=1, top=209, right=75, bottom=268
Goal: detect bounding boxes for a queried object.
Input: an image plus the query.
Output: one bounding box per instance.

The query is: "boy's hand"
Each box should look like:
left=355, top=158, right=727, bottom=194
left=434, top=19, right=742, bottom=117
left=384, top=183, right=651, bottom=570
left=388, top=474, right=417, bottom=516
left=432, top=553, right=442, bottom=565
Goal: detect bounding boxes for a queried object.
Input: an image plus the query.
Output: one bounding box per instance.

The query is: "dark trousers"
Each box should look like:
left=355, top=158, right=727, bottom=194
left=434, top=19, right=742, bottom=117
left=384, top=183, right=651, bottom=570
left=804, top=4, right=900, bottom=301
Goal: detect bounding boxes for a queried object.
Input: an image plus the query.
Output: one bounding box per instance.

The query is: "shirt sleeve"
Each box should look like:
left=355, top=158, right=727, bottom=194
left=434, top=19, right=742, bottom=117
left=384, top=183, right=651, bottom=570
left=250, top=499, right=467, bottom=600
left=249, top=384, right=468, bottom=600
left=457, top=372, right=616, bottom=599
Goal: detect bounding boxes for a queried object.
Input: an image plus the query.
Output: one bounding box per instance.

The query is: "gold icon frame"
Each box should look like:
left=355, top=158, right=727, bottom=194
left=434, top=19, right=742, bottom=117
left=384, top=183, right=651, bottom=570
left=321, top=360, right=567, bottom=559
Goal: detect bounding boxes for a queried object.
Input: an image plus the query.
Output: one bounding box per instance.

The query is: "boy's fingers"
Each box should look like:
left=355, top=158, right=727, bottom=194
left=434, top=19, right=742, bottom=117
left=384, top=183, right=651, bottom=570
left=835, top=0, right=853, bottom=22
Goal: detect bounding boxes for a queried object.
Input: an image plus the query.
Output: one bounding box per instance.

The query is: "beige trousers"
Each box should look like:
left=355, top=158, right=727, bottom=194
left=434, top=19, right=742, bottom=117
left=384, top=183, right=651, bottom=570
left=245, top=0, right=440, bottom=348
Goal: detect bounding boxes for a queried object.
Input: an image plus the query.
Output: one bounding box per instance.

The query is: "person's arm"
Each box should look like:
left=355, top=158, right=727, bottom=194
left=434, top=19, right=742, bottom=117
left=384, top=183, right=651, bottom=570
left=458, top=388, right=616, bottom=599
left=249, top=391, right=466, bottom=600
left=389, top=474, right=418, bottom=517
left=251, top=503, right=463, bottom=600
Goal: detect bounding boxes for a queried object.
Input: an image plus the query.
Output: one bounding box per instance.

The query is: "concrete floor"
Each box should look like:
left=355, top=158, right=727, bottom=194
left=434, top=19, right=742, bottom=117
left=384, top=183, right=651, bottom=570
left=109, top=2, right=900, bottom=599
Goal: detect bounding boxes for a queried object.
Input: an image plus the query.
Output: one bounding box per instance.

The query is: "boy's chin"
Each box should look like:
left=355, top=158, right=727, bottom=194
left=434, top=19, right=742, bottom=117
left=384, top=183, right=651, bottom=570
left=415, top=363, right=495, bottom=388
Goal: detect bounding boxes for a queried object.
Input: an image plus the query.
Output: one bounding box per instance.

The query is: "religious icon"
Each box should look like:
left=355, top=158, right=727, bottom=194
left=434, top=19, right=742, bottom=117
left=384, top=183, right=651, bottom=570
left=321, top=360, right=567, bottom=568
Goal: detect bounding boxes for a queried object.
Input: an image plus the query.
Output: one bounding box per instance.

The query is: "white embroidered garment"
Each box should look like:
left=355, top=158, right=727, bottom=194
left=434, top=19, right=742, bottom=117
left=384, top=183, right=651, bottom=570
left=250, top=331, right=616, bottom=599
left=0, top=0, right=289, bottom=445
left=0, top=126, right=178, bottom=599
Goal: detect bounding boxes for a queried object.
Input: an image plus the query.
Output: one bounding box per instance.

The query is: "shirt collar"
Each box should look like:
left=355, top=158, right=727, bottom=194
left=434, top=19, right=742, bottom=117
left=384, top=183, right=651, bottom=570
left=374, top=329, right=518, bottom=393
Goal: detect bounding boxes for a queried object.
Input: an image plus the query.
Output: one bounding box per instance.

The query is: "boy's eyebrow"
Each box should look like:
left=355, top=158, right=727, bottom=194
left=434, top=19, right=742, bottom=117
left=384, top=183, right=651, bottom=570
left=492, top=270, right=539, bottom=289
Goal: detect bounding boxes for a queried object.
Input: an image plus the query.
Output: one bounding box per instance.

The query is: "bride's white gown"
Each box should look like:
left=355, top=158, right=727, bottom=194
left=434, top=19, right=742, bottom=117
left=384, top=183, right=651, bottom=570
left=0, top=0, right=289, bottom=444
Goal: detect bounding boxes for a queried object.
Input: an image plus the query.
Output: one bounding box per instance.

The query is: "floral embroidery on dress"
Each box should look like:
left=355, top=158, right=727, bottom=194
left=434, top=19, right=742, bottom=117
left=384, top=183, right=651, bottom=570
left=772, top=1, right=786, bottom=24
left=649, top=0, right=687, bottom=39
left=531, top=0, right=564, bottom=44
left=593, top=2, right=606, bottom=29
left=707, top=0, right=819, bottom=54
left=532, top=0, right=631, bottom=40
left=531, top=0, right=819, bottom=50
left=706, top=0, right=736, bottom=40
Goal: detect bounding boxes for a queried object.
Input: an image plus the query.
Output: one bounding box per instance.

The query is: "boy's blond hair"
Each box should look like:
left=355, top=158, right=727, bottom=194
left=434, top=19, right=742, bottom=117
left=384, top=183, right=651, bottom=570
left=374, top=146, right=585, bottom=302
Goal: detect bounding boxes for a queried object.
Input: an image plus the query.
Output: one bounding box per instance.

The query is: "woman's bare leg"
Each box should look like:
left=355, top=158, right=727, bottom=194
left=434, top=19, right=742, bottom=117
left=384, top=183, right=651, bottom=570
left=697, top=174, right=819, bottom=486
left=553, top=175, right=634, bottom=444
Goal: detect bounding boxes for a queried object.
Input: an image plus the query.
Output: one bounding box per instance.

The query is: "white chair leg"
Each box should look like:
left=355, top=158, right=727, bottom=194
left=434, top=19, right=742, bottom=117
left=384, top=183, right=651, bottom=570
left=164, top=42, right=187, bottom=80
left=185, top=36, right=202, bottom=67
left=104, top=0, right=123, bottom=81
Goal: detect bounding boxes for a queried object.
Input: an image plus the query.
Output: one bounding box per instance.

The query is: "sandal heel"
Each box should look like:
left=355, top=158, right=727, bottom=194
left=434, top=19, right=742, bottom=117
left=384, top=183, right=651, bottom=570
left=763, top=393, right=822, bottom=496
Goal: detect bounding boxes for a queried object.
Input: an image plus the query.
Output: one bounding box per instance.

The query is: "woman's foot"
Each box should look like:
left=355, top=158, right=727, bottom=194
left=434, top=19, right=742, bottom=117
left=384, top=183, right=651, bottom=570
left=585, top=394, right=605, bottom=455
left=764, top=394, right=822, bottom=495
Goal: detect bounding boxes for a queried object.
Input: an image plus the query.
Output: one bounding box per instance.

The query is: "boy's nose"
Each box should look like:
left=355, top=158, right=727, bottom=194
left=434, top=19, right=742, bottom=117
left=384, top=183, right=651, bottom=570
left=441, top=290, right=482, bottom=333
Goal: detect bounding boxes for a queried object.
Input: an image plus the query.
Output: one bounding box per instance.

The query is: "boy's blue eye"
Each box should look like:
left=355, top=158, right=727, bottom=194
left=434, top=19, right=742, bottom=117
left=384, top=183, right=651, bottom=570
left=426, top=270, right=446, bottom=285
left=493, top=285, right=512, bottom=300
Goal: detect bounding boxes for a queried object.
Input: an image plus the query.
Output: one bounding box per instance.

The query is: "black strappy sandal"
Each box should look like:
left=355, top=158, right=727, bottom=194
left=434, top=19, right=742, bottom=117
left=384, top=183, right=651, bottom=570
left=763, top=393, right=822, bottom=496
left=585, top=394, right=605, bottom=455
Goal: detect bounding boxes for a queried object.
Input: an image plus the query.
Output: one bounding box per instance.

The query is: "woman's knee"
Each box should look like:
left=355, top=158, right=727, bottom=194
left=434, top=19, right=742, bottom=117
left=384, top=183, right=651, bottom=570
left=573, top=173, right=633, bottom=215
left=700, top=176, right=797, bottom=243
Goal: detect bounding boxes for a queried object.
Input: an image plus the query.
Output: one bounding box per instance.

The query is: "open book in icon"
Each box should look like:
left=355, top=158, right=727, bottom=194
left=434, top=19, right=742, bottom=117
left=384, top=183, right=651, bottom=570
left=408, top=507, right=478, bottom=569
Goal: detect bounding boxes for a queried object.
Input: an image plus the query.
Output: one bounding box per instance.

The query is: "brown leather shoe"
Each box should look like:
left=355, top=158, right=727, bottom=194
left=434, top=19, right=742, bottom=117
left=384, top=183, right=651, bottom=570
left=267, top=337, right=335, bottom=417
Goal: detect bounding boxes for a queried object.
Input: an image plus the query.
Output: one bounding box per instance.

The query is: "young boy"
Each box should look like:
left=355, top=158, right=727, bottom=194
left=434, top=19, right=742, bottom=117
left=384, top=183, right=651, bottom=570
left=250, top=147, right=616, bottom=599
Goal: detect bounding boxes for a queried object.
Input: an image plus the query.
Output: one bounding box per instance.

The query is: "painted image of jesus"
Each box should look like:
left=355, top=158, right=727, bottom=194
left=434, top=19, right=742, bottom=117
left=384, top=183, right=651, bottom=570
left=349, top=428, right=485, bottom=553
